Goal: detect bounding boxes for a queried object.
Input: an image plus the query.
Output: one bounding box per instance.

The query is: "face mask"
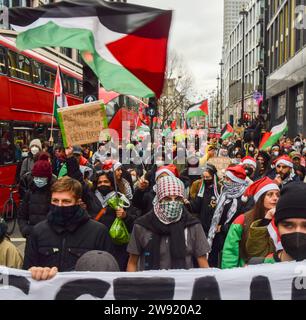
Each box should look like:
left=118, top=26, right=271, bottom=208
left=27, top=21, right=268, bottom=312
left=156, top=160, right=164, bottom=167
left=131, top=176, right=137, bottom=183
left=31, top=146, right=40, bottom=155
left=281, top=233, right=306, bottom=261
left=33, top=177, right=48, bottom=188
left=49, top=204, right=80, bottom=226
left=160, top=200, right=183, bottom=220
left=98, top=185, right=112, bottom=197
left=295, top=142, right=301, bottom=147
left=273, top=151, right=279, bottom=157
left=249, top=147, right=254, bottom=152
left=204, top=179, right=213, bottom=186
left=22, top=152, right=29, bottom=158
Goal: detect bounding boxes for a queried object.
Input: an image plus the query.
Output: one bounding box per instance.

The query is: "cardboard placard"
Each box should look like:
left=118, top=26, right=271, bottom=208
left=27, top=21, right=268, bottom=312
left=207, top=156, right=231, bottom=173
left=58, top=101, right=108, bottom=147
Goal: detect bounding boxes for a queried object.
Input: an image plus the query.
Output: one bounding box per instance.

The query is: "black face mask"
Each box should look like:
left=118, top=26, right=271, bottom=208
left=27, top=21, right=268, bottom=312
left=281, top=232, right=306, bottom=261
left=48, top=204, right=80, bottom=226
left=204, top=179, right=213, bottom=186
left=98, top=185, right=112, bottom=196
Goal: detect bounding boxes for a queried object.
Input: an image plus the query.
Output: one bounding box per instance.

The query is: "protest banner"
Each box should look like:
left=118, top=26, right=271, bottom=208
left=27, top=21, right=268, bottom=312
left=57, top=101, right=108, bottom=147
left=1, top=262, right=306, bottom=300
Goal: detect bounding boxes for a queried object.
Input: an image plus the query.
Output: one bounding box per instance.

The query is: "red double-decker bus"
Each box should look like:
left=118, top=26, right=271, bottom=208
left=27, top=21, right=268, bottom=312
left=0, top=32, right=83, bottom=209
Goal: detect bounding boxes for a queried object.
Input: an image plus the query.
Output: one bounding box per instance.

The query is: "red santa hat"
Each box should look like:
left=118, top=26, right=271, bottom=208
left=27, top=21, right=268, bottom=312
left=225, top=165, right=247, bottom=184
left=242, top=177, right=279, bottom=203
left=274, top=155, right=293, bottom=168
left=102, top=160, right=122, bottom=172
left=242, top=156, right=257, bottom=169
left=155, top=164, right=179, bottom=181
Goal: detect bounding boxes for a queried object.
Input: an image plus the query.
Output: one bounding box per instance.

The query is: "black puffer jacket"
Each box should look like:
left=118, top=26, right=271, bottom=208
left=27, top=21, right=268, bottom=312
left=23, top=209, right=113, bottom=271
left=17, top=182, right=52, bottom=238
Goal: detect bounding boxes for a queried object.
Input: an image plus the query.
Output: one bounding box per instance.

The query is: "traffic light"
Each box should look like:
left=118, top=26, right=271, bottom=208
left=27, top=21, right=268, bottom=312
left=82, top=64, right=99, bottom=102
left=146, top=97, right=158, bottom=118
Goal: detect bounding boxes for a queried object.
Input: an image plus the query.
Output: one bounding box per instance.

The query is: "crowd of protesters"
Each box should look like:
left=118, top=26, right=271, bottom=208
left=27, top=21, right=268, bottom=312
left=1, top=121, right=306, bottom=281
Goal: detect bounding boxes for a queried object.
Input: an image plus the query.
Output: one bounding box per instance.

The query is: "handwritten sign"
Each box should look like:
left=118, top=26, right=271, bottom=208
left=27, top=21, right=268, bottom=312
left=58, top=101, right=108, bottom=147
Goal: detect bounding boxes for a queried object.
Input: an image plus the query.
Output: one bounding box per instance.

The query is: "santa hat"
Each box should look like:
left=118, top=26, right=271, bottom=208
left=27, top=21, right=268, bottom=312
left=102, top=160, right=122, bottom=172
left=242, top=156, right=257, bottom=169
left=242, top=177, right=279, bottom=203
left=274, top=155, right=293, bottom=168
left=225, top=165, right=246, bottom=184
left=155, top=164, right=179, bottom=180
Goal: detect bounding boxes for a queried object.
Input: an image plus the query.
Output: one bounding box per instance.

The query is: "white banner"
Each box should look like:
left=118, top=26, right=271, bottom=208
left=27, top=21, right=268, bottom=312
left=1, top=261, right=306, bottom=300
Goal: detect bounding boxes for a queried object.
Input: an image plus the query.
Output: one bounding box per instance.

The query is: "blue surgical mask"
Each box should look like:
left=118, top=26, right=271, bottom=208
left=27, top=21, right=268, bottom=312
left=33, top=177, right=48, bottom=188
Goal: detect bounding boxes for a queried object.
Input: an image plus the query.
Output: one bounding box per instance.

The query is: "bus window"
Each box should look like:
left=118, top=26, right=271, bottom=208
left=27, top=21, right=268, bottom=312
left=71, top=77, right=79, bottom=96
left=32, top=59, right=43, bottom=86
left=44, top=66, right=56, bottom=88
left=8, top=50, right=18, bottom=78
left=0, top=46, right=7, bottom=74
left=0, top=122, right=14, bottom=165
left=78, top=80, right=83, bottom=97
left=17, top=54, right=31, bottom=82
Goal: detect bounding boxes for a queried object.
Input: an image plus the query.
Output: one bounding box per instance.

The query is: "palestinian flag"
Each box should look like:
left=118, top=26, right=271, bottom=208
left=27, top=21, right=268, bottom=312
left=53, top=65, right=68, bottom=123
left=221, top=123, right=234, bottom=140
left=9, top=0, right=172, bottom=98
left=259, top=117, right=288, bottom=150
left=186, top=100, right=209, bottom=118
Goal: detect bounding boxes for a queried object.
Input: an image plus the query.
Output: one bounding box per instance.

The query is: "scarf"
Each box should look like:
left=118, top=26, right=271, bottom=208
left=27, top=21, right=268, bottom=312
left=281, top=169, right=296, bottom=186
left=207, top=181, right=247, bottom=247
left=197, top=174, right=220, bottom=199
left=136, top=209, right=200, bottom=270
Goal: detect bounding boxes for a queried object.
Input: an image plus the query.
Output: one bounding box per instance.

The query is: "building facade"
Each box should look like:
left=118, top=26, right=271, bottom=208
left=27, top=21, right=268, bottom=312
left=223, top=0, right=265, bottom=126
left=224, top=0, right=250, bottom=45
left=266, top=0, right=306, bottom=137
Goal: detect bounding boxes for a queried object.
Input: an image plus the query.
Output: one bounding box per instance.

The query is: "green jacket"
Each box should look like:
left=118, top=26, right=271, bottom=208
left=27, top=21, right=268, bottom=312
left=245, top=219, right=275, bottom=258
left=221, top=214, right=247, bottom=269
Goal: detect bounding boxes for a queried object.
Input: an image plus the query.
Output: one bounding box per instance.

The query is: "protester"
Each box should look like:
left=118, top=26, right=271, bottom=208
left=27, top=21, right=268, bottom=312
left=241, top=156, right=257, bottom=185
left=20, top=139, right=42, bottom=178
left=18, top=153, right=55, bottom=238
left=221, top=177, right=279, bottom=268
left=23, top=176, right=113, bottom=272
left=92, top=170, right=140, bottom=270
left=127, top=176, right=210, bottom=271
left=207, top=165, right=251, bottom=267
left=190, top=164, right=220, bottom=236
left=0, top=218, right=23, bottom=268
left=248, top=182, right=306, bottom=264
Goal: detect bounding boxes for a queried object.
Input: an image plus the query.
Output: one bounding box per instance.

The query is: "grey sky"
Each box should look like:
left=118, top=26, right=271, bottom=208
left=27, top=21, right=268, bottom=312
left=129, top=0, right=224, bottom=99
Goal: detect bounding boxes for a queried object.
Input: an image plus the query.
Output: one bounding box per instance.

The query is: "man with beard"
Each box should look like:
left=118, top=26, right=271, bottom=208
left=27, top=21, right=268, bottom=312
left=268, top=155, right=300, bottom=187
left=241, top=156, right=257, bottom=185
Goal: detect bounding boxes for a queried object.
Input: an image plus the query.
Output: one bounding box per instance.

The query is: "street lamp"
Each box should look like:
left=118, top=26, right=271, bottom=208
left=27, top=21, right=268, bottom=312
left=216, top=75, right=220, bottom=128
left=219, top=60, right=224, bottom=128
left=239, top=6, right=248, bottom=127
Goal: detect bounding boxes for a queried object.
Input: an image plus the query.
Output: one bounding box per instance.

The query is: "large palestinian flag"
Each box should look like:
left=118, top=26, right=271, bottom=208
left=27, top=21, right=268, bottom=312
left=259, top=117, right=288, bottom=150
left=9, top=0, right=172, bottom=98
left=186, top=100, right=209, bottom=118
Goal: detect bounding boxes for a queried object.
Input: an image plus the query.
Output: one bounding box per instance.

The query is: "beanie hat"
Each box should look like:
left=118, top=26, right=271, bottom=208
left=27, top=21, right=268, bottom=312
left=29, top=139, right=42, bottom=150
left=242, top=177, right=279, bottom=203
left=274, top=155, right=293, bottom=168
left=32, top=153, right=52, bottom=179
left=225, top=165, right=246, bottom=184
left=290, top=151, right=302, bottom=160
left=155, top=164, right=179, bottom=180
left=242, top=156, right=257, bottom=169
left=275, top=182, right=306, bottom=225
left=75, top=250, right=120, bottom=272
